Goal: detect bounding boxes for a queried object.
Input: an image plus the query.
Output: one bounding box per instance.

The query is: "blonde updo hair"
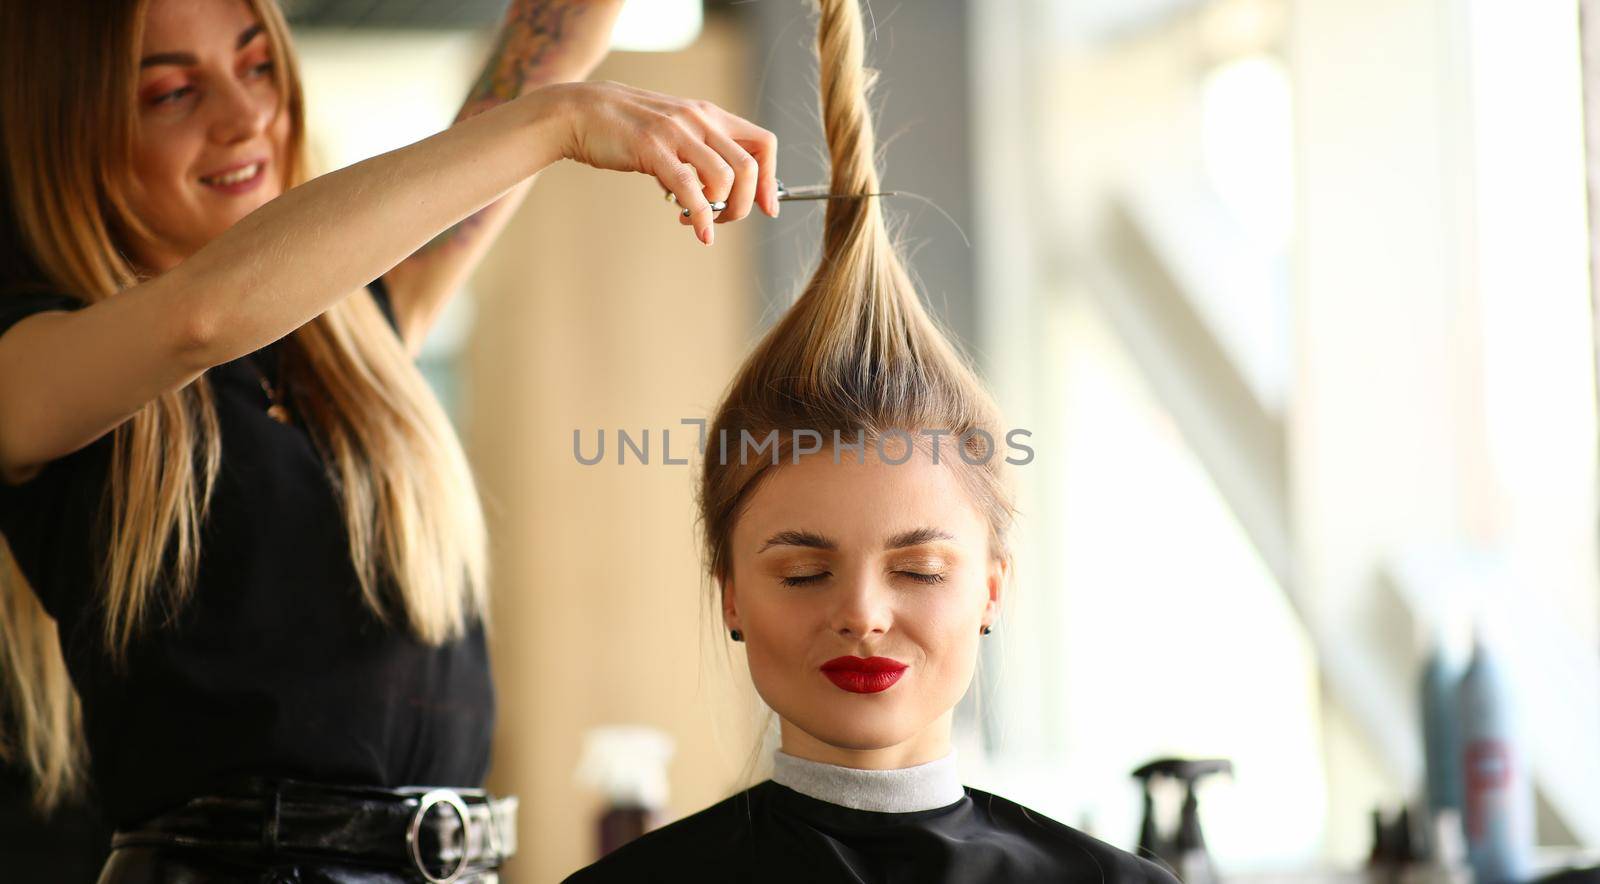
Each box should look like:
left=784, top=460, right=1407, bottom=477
left=696, top=0, right=1015, bottom=592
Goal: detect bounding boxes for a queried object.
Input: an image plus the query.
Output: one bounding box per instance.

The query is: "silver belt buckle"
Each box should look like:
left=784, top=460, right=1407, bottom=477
left=407, top=788, right=475, bottom=884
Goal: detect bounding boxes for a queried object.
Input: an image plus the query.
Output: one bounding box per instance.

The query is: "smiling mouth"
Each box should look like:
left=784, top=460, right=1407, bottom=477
left=199, top=162, right=264, bottom=187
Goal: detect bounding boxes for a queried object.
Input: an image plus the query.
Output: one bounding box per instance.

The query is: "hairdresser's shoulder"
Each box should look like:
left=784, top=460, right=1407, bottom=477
left=559, top=786, right=762, bottom=884
left=965, top=787, right=1182, bottom=884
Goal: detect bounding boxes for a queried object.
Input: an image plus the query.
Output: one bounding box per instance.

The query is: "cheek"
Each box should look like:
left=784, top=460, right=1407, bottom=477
left=267, top=114, right=292, bottom=194
left=924, top=557, right=989, bottom=615
left=269, top=113, right=291, bottom=174
left=130, top=129, right=199, bottom=193
left=909, top=578, right=987, bottom=670
left=740, top=594, right=825, bottom=700
left=744, top=595, right=815, bottom=664
left=912, top=618, right=981, bottom=715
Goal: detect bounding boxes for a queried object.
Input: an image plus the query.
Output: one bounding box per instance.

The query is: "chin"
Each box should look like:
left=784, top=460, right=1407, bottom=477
left=791, top=708, right=923, bottom=753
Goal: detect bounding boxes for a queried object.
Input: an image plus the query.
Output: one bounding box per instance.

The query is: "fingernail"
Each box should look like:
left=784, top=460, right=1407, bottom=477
left=700, top=226, right=713, bottom=246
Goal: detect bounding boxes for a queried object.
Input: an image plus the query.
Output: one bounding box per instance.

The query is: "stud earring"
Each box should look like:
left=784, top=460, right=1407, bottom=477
left=980, top=625, right=993, bottom=636
left=730, top=629, right=744, bottom=642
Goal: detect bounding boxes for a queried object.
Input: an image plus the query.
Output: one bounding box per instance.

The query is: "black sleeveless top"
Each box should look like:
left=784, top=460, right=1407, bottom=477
left=0, top=279, right=494, bottom=827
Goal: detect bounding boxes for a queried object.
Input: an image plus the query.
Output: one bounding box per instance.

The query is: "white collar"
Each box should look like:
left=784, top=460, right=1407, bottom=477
left=770, top=749, right=965, bottom=813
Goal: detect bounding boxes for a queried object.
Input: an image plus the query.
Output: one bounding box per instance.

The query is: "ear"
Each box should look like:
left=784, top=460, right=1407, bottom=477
left=721, top=577, right=741, bottom=632
left=982, top=556, right=1007, bottom=629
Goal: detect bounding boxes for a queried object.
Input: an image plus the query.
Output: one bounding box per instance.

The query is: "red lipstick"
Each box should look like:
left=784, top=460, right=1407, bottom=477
left=820, top=656, right=907, bottom=694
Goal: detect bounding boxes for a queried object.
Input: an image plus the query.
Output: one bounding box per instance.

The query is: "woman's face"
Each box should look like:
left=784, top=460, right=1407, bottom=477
left=128, top=0, right=289, bottom=271
left=725, top=443, right=1004, bottom=768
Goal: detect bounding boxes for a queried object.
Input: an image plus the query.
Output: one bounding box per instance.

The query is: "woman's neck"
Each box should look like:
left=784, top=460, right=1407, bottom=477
left=777, top=711, right=953, bottom=770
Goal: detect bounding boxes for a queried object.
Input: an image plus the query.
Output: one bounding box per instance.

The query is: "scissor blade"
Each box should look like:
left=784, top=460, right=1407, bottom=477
left=778, top=191, right=898, bottom=201
left=776, top=179, right=897, bottom=201
left=674, top=188, right=898, bottom=217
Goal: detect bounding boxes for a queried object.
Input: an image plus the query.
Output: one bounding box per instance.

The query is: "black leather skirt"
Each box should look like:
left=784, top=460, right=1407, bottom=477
left=95, top=779, right=517, bottom=884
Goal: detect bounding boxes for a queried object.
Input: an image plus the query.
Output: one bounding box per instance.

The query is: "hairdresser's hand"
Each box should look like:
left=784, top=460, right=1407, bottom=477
left=535, top=80, right=779, bottom=245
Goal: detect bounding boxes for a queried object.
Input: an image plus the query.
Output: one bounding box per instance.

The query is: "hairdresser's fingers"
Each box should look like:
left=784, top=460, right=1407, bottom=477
left=682, top=99, right=763, bottom=223
left=675, top=136, right=736, bottom=221
left=701, top=106, right=779, bottom=218
left=650, top=148, right=716, bottom=245
left=701, top=127, right=760, bottom=224
left=743, top=126, right=780, bottom=219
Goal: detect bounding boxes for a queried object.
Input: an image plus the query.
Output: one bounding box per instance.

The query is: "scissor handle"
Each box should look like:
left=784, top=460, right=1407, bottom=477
left=669, top=178, right=794, bottom=217
left=677, top=200, right=728, bottom=218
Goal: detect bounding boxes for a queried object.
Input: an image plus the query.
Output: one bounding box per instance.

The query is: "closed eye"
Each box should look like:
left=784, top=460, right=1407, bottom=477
left=782, top=571, right=947, bottom=586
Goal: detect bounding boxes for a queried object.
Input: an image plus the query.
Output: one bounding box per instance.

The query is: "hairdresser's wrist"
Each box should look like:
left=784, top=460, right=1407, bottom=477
left=512, top=82, right=580, bottom=174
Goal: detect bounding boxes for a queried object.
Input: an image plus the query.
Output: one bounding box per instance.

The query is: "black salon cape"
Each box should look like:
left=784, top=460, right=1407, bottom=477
left=562, top=780, right=1180, bottom=884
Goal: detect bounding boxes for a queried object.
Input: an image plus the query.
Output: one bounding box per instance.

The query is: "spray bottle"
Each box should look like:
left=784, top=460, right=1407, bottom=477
left=1456, top=622, right=1534, bottom=884
left=1132, top=757, right=1233, bottom=884
left=575, top=726, right=676, bottom=860
left=1421, top=622, right=1464, bottom=824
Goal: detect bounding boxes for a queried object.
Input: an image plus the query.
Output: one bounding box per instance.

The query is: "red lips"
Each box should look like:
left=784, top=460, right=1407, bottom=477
left=820, top=656, right=907, bottom=694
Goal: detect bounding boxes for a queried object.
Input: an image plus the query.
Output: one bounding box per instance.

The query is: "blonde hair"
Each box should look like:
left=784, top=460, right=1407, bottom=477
left=697, top=0, right=1014, bottom=592
left=0, top=0, right=488, bottom=811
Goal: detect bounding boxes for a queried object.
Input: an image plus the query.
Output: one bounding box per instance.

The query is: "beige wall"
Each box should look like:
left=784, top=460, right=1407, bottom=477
left=464, top=19, right=767, bottom=883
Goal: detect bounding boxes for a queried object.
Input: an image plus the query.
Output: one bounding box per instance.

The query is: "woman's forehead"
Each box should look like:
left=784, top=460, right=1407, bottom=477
left=734, top=451, right=986, bottom=550
left=141, top=0, right=260, bottom=53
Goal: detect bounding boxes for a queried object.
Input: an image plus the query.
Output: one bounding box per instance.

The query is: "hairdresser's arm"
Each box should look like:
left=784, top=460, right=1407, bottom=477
left=380, top=0, right=625, bottom=358
left=0, top=81, right=774, bottom=484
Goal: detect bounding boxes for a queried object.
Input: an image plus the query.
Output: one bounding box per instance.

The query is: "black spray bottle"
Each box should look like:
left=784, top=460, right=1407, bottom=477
left=1132, top=757, right=1233, bottom=883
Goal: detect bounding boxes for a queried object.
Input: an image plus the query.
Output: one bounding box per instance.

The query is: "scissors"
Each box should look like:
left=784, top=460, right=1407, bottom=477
left=669, top=178, right=898, bottom=217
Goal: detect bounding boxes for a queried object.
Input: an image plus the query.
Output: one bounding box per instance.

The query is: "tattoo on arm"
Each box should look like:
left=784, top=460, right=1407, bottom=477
left=419, top=0, right=593, bottom=257
left=461, top=0, right=590, bottom=120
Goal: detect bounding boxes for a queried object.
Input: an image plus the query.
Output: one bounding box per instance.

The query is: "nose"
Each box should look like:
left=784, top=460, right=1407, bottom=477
left=829, top=571, right=892, bottom=640
left=206, top=74, right=274, bottom=146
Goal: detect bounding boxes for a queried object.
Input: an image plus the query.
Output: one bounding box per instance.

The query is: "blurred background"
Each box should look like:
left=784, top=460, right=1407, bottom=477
left=53, top=0, right=1600, bottom=880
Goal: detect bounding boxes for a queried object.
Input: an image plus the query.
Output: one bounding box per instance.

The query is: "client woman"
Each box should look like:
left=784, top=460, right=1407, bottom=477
left=563, top=0, right=1181, bottom=881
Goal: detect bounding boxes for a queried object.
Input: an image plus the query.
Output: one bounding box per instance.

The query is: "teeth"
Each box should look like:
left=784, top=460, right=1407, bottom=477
left=202, top=163, right=261, bottom=186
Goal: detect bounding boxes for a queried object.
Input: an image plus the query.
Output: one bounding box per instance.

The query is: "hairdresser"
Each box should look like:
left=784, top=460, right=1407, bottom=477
left=0, top=0, right=775, bottom=880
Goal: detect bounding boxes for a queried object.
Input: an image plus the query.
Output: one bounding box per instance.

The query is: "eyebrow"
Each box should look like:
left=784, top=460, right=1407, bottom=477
left=140, top=23, right=265, bottom=69
left=757, top=527, right=956, bottom=554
